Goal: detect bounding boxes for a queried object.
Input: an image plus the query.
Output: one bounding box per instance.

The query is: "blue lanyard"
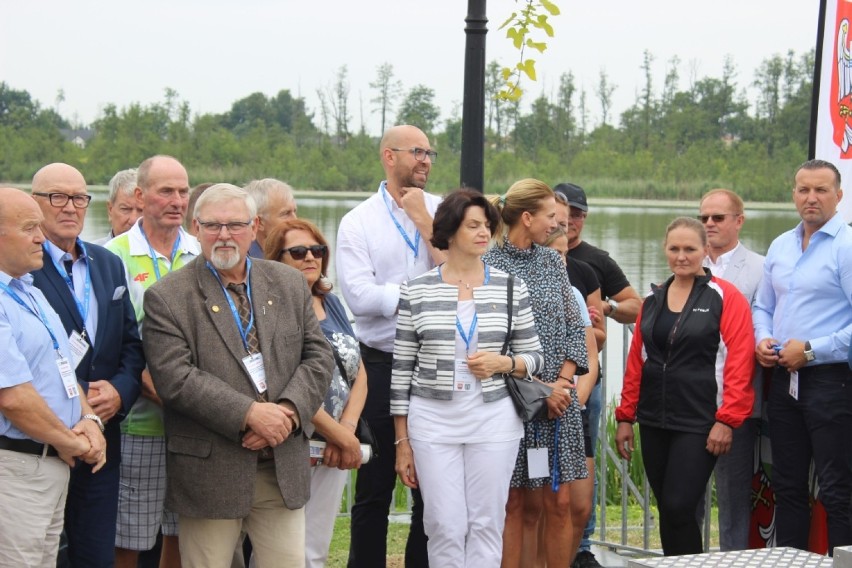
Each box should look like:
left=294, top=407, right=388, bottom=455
left=551, top=418, right=561, bottom=493
left=44, top=241, right=91, bottom=332
left=0, top=281, right=61, bottom=351
left=207, top=258, right=256, bottom=354
left=139, top=224, right=182, bottom=282
left=381, top=182, right=420, bottom=259
left=455, top=312, right=478, bottom=355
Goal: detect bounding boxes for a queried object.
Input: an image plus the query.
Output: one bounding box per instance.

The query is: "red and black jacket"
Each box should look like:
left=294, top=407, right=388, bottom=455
left=616, top=269, right=755, bottom=434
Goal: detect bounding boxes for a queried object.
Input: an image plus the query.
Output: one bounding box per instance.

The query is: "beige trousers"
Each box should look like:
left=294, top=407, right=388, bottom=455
left=178, top=461, right=305, bottom=568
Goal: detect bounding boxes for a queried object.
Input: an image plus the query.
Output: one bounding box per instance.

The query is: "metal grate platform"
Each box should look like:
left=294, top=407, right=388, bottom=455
left=627, top=547, right=831, bottom=567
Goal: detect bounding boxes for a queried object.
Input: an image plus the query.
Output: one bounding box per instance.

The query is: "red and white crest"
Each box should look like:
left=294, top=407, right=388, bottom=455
left=830, top=2, right=852, bottom=155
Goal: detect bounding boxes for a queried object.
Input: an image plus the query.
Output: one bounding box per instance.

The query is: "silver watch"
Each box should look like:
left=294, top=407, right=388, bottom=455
left=606, top=299, right=619, bottom=317
left=82, top=413, right=105, bottom=432
left=803, top=341, right=815, bottom=362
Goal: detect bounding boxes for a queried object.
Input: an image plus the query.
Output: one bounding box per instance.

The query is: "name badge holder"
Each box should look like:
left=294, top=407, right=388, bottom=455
left=527, top=422, right=549, bottom=479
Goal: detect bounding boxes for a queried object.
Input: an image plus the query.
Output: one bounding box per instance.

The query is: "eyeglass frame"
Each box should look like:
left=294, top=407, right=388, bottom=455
left=388, top=147, right=438, bottom=163
left=33, top=192, right=92, bottom=209
left=696, top=213, right=740, bottom=224
left=279, top=245, right=328, bottom=261
left=196, top=219, right=254, bottom=235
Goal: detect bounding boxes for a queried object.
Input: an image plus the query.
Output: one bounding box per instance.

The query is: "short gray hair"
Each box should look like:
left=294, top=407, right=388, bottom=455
left=107, top=169, right=138, bottom=204
left=243, top=178, right=294, bottom=218
left=193, top=183, right=257, bottom=220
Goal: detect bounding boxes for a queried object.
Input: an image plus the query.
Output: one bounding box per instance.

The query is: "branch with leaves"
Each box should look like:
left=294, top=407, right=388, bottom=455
left=498, top=0, right=560, bottom=101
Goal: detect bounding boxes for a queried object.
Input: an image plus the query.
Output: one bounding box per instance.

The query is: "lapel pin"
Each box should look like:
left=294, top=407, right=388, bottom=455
left=267, top=300, right=273, bottom=305
left=212, top=305, right=220, bottom=313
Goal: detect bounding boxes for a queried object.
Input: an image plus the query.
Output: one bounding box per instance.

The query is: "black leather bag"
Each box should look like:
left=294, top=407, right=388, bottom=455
left=502, top=275, right=552, bottom=422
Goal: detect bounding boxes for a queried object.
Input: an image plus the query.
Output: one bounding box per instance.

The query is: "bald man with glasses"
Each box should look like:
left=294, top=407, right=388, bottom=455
left=696, top=188, right=764, bottom=552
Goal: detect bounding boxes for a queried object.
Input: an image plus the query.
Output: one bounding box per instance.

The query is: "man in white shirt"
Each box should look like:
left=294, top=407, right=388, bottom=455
left=336, top=125, right=444, bottom=568
left=697, top=188, right=764, bottom=551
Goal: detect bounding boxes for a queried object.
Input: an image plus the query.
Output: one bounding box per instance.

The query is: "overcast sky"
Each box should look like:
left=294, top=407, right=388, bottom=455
left=1, top=1, right=818, bottom=136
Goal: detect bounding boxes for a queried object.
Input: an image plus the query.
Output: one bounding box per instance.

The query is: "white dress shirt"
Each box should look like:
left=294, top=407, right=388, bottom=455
left=336, top=182, right=441, bottom=352
left=703, top=241, right=742, bottom=279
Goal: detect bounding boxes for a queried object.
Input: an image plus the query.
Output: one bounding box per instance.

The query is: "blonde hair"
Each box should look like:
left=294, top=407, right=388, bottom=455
left=489, top=178, right=554, bottom=247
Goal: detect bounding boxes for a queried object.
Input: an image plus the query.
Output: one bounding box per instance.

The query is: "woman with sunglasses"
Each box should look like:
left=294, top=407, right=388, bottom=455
left=264, top=219, right=368, bottom=568
left=391, top=189, right=544, bottom=567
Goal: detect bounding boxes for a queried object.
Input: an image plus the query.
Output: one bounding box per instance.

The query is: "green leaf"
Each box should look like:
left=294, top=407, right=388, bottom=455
left=501, top=67, right=513, bottom=81
left=540, top=0, right=560, bottom=16
left=506, top=27, right=524, bottom=49
left=521, top=59, right=537, bottom=81
left=526, top=39, right=547, bottom=53
left=498, top=11, right=517, bottom=30
left=538, top=15, right=554, bottom=37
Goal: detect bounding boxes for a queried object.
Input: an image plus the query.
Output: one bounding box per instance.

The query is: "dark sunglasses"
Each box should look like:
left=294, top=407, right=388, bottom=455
left=279, top=245, right=328, bottom=261
left=696, top=213, right=739, bottom=224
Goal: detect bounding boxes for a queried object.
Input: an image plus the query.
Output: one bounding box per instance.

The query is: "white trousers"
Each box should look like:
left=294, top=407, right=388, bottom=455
left=410, top=438, right=520, bottom=568
left=0, top=450, right=69, bottom=568
left=179, top=462, right=305, bottom=568
left=304, top=465, right=349, bottom=568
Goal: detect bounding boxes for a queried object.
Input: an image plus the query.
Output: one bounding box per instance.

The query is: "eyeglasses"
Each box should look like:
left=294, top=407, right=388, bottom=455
left=33, top=192, right=92, bottom=209
left=279, top=245, right=328, bottom=261
left=196, top=219, right=253, bottom=235
left=696, top=213, right=739, bottom=224
left=389, top=147, right=438, bottom=163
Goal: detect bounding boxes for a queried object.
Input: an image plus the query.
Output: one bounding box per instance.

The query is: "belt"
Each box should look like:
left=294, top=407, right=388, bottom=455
left=359, top=342, right=393, bottom=363
left=0, top=435, right=59, bottom=457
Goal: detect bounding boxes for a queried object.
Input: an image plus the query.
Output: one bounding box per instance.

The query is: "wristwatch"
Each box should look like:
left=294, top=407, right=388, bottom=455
left=803, top=341, right=815, bottom=362
left=82, top=413, right=105, bottom=432
left=606, top=299, right=619, bottom=317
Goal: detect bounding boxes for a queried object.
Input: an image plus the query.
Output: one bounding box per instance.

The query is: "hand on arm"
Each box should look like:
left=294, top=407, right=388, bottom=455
left=312, top=408, right=361, bottom=470
left=86, top=380, right=122, bottom=422
left=466, top=352, right=517, bottom=379
left=242, top=401, right=293, bottom=449
left=139, top=368, right=162, bottom=406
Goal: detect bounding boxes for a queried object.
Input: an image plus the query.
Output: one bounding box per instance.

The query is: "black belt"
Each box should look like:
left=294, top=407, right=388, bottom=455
left=359, top=342, right=393, bottom=363
left=0, top=435, right=58, bottom=457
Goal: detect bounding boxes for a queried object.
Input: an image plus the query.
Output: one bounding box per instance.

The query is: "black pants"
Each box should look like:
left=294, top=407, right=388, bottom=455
left=348, top=344, right=428, bottom=568
left=640, top=424, right=717, bottom=556
left=769, top=364, right=852, bottom=554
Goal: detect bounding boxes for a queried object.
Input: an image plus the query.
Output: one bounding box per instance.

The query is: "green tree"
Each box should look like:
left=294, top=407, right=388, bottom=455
left=396, top=85, right=440, bottom=135
left=370, top=63, right=403, bottom=135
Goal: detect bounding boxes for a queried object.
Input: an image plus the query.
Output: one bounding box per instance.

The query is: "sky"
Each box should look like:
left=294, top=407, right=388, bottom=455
left=1, top=1, right=819, bottom=136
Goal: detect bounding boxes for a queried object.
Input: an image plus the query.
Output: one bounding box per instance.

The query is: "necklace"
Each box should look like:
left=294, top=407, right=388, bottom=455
left=457, top=280, right=472, bottom=290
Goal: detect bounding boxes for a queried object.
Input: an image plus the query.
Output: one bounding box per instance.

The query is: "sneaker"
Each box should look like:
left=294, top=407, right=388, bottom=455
left=572, top=550, right=603, bottom=568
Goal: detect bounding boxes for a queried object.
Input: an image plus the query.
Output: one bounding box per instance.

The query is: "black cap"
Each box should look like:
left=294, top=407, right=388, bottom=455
left=553, top=182, right=588, bottom=212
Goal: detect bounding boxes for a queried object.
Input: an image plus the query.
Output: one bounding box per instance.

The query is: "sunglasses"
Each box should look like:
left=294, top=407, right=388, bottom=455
left=696, top=213, right=739, bottom=224
left=279, top=245, right=328, bottom=261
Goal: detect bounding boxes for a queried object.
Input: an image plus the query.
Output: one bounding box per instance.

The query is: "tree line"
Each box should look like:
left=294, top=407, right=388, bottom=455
left=0, top=49, right=813, bottom=202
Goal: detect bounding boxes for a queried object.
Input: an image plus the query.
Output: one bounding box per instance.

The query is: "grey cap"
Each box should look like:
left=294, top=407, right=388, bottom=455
left=553, top=183, right=588, bottom=212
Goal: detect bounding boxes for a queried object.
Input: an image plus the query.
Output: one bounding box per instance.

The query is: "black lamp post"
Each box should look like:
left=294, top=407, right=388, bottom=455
left=460, top=0, right=487, bottom=193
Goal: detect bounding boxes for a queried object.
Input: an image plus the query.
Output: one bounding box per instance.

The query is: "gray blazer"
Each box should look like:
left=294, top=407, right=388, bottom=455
left=722, top=244, right=765, bottom=305
left=142, top=257, right=333, bottom=518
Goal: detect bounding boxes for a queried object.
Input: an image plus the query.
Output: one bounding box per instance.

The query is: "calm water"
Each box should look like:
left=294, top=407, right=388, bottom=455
left=80, top=193, right=800, bottom=296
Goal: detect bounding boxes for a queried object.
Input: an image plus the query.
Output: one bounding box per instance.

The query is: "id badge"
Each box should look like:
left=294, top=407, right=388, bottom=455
left=243, top=353, right=268, bottom=394
left=57, top=356, right=80, bottom=399
left=68, top=330, right=90, bottom=370
left=454, top=359, right=476, bottom=392
left=527, top=447, right=549, bottom=479
left=789, top=370, right=799, bottom=400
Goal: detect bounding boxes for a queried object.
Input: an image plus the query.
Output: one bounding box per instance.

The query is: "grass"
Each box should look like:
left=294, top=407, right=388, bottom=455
left=323, top=504, right=720, bottom=566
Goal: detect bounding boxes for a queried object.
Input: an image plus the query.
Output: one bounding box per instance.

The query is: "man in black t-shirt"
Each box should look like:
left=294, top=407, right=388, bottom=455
left=555, top=182, right=641, bottom=568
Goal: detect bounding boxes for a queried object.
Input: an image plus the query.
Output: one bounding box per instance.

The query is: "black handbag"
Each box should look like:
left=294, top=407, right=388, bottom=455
left=330, top=345, right=379, bottom=461
left=502, top=275, right=552, bottom=422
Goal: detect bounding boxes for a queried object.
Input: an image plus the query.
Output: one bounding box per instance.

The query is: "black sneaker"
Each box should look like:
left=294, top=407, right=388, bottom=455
left=572, top=550, right=603, bottom=568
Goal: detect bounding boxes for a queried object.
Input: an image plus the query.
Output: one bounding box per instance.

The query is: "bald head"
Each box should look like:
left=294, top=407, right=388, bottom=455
left=379, top=125, right=432, bottom=196
left=32, top=162, right=86, bottom=193
left=0, top=187, right=46, bottom=278
left=30, top=163, right=90, bottom=253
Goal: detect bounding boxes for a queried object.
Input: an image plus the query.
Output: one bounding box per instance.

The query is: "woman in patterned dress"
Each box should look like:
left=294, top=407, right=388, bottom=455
left=482, top=178, right=590, bottom=568
left=265, top=219, right=368, bottom=568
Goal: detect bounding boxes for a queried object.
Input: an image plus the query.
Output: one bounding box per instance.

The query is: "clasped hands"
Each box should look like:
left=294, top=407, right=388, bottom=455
left=65, top=418, right=107, bottom=472
left=242, top=401, right=298, bottom=451
left=756, top=337, right=808, bottom=372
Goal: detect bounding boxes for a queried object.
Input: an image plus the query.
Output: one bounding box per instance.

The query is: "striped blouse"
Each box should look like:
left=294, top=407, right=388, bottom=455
left=390, top=265, right=545, bottom=415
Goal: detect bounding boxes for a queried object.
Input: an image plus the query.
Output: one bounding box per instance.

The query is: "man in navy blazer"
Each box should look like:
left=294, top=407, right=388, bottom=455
left=31, top=163, right=145, bottom=568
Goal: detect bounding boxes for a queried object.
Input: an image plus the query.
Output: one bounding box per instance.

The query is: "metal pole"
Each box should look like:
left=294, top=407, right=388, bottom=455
left=460, top=0, right=487, bottom=193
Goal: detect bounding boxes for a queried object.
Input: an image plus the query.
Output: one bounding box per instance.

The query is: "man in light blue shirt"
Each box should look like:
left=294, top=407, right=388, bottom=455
left=0, top=187, right=106, bottom=567
left=752, top=159, right=852, bottom=555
